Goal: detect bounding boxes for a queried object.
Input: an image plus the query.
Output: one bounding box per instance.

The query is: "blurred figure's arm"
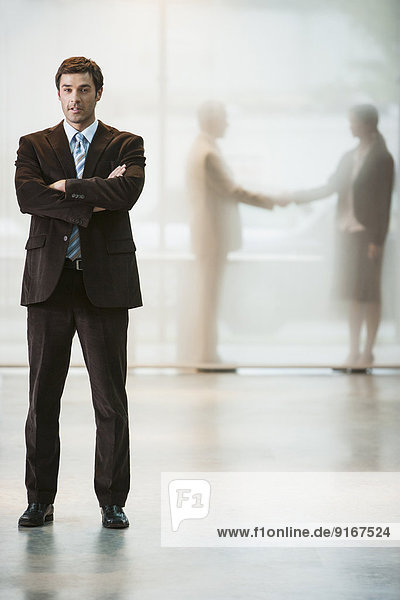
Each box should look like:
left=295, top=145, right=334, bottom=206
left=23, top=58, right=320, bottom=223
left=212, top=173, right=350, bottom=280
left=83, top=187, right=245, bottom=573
left=272, top=184, right=334, bottom=206
left=288, top=181, right=336, bottom=204
left=369, top=154, right=394, bottom=246
left=274, top=154, right=347, bottom=206
left=206, top=152, right=274, bottom=209
left=365, top=153, right=395, bottom=257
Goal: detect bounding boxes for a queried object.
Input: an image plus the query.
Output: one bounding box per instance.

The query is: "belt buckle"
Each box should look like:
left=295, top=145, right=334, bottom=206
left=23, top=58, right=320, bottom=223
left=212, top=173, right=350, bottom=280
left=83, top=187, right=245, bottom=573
left=75, top=259, right=83, bottom=271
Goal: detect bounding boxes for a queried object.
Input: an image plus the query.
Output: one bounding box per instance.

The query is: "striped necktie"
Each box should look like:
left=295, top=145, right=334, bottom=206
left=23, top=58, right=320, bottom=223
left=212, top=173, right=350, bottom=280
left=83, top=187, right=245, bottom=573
left=66, top=132, right=87, bottom=260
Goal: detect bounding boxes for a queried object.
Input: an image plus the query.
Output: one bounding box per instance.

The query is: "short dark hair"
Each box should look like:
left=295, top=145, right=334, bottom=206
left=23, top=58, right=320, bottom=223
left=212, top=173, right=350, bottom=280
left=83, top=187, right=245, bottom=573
left=350, top=104, right=379, bottom=131
left=55, top=57, right=104, bottom=92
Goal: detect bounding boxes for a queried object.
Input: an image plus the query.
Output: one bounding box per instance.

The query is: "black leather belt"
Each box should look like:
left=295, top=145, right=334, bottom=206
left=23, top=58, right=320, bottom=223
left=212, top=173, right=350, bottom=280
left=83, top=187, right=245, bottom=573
left=64, top=258, right=83, bottom=271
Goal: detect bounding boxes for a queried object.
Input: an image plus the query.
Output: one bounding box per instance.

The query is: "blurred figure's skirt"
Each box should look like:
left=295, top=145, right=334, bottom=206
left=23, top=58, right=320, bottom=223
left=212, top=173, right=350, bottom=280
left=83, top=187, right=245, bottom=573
left=335, top=230, right=383, bottom=303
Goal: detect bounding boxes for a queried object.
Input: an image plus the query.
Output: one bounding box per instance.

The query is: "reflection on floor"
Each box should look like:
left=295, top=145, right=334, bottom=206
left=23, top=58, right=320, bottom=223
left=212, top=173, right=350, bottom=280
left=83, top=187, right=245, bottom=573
left=0, top=368, right=399, bottom=599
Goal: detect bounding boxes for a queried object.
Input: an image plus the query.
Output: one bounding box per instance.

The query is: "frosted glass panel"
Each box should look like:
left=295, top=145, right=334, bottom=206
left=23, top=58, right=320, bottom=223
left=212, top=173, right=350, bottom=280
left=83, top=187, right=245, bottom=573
left=1, top=0, right=398, bottom=366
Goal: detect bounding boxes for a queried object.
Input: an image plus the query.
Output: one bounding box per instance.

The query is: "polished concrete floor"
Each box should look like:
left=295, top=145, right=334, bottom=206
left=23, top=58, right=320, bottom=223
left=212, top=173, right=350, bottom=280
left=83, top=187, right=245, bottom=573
left=0, top=367, right=399, bottom=599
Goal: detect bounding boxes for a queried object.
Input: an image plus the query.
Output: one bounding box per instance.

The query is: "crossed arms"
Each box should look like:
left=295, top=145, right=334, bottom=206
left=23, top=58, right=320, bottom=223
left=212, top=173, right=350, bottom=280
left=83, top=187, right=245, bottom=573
left=50, top=164, right=127, bottom=212
left=15, top=134, right=145, bottom=227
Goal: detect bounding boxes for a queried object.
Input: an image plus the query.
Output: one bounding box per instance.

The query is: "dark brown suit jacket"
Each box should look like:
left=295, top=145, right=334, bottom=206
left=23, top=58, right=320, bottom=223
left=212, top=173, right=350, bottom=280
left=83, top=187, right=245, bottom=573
left=15, top=120, right=145, bottom=308
left=330, top=135, right=394, bottom=246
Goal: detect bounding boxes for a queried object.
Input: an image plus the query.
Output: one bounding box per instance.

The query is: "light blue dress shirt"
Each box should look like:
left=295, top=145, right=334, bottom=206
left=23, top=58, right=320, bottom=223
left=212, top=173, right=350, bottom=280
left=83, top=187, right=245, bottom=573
left=63, top=119, right=99, bottom=158
left=63, top=120, right=98, bottom=260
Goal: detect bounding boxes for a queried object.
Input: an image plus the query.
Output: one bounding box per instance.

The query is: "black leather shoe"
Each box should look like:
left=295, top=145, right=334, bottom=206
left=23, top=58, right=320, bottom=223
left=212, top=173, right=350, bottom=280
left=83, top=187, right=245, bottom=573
left=101, top=505, right=129, bottom=529
left=18, top=503, right=54, bottom=527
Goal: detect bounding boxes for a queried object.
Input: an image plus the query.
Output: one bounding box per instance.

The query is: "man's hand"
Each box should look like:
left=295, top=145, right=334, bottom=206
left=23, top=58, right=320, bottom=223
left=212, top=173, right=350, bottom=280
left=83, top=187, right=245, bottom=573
left=108, top=164, right=126, bottom=179
left=368, top=243, right=381, bottom=260
left=93, top=164, right=127, bottom=212
left=49, top=179, right=66, bottom=192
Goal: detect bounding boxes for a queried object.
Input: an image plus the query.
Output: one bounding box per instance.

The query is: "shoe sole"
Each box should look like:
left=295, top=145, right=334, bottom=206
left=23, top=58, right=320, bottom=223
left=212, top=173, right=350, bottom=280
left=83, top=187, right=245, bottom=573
left=18, top=513, right=54, bottom=527
left=102, top=521, right=129, bottom=529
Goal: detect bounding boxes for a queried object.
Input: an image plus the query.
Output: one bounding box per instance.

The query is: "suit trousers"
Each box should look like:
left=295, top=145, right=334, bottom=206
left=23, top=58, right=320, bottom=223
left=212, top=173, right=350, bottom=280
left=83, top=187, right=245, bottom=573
left=193, top=252, right=226, bottom=362
left=25, top=267, right=130, bottom=507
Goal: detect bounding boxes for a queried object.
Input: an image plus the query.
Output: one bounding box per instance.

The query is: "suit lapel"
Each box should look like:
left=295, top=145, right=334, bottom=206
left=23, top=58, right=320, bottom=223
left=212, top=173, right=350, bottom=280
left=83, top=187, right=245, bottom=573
left=46, top=120, right=115, bottom=180
left=46, top=122, right=77, bottom=179
left=83, top=120, right=114, bottom=178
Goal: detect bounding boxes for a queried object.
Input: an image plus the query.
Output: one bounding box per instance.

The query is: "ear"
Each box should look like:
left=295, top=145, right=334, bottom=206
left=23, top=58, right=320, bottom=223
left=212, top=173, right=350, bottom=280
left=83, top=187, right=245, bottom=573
left=57, top=88, right=61, bottom=101
left=96, top=87, right=103, bottom=102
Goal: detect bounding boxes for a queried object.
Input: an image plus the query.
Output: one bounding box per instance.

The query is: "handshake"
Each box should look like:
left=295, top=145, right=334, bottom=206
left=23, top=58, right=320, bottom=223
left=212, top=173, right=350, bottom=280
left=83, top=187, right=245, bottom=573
left=269, top=189, right=313, bottom=208
left=272, top=193, right=295, bottom=208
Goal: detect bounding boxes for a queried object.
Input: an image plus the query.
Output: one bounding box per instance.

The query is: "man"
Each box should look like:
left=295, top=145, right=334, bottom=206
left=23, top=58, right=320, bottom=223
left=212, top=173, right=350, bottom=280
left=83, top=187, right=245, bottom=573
left=184, top=101, right=279, bottom=364
left=15, top=57, right=145, bottom=528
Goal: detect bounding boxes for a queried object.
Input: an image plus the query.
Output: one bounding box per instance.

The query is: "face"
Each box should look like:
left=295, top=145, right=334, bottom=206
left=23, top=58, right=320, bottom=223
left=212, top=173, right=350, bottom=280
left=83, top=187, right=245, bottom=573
left=349, top=113, right=368, bottom=139
left=204, top=107, right=228, bottom=138
left=214, top=108, right=228, bottom=138
left=58, top=72, right=102, bottom=131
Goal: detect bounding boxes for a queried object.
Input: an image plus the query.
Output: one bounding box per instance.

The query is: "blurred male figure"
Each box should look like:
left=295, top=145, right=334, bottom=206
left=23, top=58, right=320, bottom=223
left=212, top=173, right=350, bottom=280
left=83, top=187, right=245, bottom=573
left=185, top=101, right=279, bottom=364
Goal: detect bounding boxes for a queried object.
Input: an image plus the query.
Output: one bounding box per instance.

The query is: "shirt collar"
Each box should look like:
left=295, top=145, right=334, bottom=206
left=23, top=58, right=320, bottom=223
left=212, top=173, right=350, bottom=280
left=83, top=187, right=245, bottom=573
left=63, top=119, right=99, bottom=145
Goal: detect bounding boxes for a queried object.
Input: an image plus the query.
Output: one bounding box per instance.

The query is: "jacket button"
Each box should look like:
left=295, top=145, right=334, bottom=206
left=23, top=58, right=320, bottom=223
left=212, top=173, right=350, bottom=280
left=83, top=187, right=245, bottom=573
left=63, top=236, right=68, bottom=241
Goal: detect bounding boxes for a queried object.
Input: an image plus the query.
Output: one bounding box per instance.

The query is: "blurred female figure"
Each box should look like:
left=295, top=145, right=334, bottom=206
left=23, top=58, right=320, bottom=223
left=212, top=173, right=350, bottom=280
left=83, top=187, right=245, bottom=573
left=284, top=105, right=394, bottom=367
